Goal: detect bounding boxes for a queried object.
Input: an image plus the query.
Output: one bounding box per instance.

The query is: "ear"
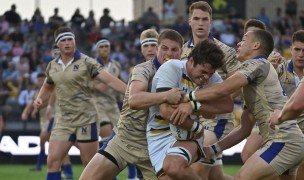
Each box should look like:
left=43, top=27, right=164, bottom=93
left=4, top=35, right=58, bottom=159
left=252, top=41, right=261, bottom=50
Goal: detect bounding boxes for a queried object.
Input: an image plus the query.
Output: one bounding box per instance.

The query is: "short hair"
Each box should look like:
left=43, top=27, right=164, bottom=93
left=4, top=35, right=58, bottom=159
left=189, top=1, right=212, bottom=17
left=188, top=40, right=224, bottom=69
left=54, top=27, right=74, bottom=39
left=37, top=72, right=46, bottom=78
left=252, top=30, right=274, bottom=57
left=52, top=44, right=59, bottom=50
left=140, top=29, right=159, bottom=42
left=158, top=29, right=183, bottom=48
left=244, top=19, right=266, bottom=33
left=292, top=30, right=304, bottom=44
left=95, top=37, right=109, bottom=44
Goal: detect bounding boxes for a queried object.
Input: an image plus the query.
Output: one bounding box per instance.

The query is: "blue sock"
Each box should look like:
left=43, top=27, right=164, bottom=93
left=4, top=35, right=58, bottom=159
left=62, top=164, right=73, bottom=177
left=36, top=149, right=46, bottom=169
left=114, top=177, right=117, bottom=180
left=46, top=172, right=61, bottom=180
left=128, top=165, right=136, bottom=178
left=136, top=166, right=143, bottom=179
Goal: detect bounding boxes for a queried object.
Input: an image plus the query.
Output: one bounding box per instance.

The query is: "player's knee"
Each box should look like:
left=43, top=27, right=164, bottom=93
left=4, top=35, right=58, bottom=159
left=163, top=160, right=183, bottom=178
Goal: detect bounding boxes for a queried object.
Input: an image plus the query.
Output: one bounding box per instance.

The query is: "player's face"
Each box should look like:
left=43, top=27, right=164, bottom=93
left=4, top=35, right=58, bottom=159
left=98, top=44, right=110, bottom=58
left=142, top=44, right=157, bottom=61
left=58, top=37, right=75, bottom=56
left=157, top=39, right=182, bottom=64
left=291, top=41, right=304, bottom=69
left=188, top=58, right=216, bottom=86
left=236, top=31, right=255, bottom=62
left=189, top=9, right=212, bottom=40
left=37, top=77, right=45, bottom=88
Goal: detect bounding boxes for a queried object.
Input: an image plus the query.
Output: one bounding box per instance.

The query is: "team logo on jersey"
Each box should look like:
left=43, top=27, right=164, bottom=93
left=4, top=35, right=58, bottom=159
left=73, top=65, right=79, bottom=71
left=81, top=127, right=87, bottom=134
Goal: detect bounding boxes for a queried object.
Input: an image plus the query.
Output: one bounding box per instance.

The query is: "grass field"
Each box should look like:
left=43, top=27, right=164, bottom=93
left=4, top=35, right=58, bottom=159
left=0, top=164, right=241, bottom=180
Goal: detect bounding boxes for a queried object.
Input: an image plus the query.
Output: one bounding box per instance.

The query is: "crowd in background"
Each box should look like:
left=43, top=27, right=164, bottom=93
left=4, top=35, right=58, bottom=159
left=0, top=0, right=304, bottom=131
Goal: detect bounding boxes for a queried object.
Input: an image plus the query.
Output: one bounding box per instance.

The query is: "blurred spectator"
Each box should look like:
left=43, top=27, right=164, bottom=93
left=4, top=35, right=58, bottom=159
left=16, top=55, right=30, bottom=79
left=300, top=10, right=304, bottom=28
left=11, top=41, right=24, bottom=57
left=0, top=15, right=9, bottom=35
left=3, top=4, right=21, bottom=26
left=0, top=33, right=13, bottom=57
left=71, top=8, right=85, bottom=30
left=219, top=27, right=236, bottom=47
left=31, top=8, right=45, bottom=35
left=0, top=77, right=11, bottom=116
left=163, top=0, right=177, bottom=26
left=172, top=16, right=189, bottom=37
left=285, top=0, right=297, bottom=18
left=255, top=8, right=270, bottom=28
left=2, top=61, right=19, bottom=83
left=9, top=25, right=24, bottom=43
left=48, top=8, right=64, bottom=31
left=84, top=10, right=96, bottom=33
left=142, top=7, right=160, bottom=31
left=99, top=8, right=115, bottom=30
left=18, top=81, right=34, bottom=110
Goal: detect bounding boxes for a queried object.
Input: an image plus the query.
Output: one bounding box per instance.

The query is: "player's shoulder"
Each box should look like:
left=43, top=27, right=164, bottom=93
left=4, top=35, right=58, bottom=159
left=213, top=38, right=236, bottom=54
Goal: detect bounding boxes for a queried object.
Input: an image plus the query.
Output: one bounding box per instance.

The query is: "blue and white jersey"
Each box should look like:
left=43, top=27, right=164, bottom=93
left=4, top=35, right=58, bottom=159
left=146, top=60, right=222, bottom=141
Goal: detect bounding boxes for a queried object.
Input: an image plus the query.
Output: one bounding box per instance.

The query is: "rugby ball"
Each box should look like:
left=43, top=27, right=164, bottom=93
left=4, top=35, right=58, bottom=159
left=170, top=124, right=194, bottom=140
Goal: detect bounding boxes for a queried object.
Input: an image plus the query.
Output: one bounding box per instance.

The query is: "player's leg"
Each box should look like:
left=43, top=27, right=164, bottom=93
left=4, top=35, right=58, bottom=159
left=161, top=140, right=201, bottom=180
left=296, top=162, right=304, bottom=180
left=76, top=122, right=99, bottom=166
left=80, top=132, right=129, bottom=180
left=47, top=140, right=73, bottom=179
left=241, top=130, right=263, bottom=163
left=236, top=141, right=304, bottom=180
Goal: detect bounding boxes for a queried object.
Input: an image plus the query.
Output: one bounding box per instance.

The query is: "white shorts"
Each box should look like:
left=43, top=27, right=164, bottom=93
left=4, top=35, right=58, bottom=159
left=147, top=134, right=176, bottom=174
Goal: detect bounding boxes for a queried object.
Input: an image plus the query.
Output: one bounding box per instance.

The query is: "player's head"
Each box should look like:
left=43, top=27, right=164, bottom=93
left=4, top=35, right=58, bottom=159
left=157, top=29, right=183, bottom=64
left=54, top=27, right=75, bottom=55
left=95, top=37, right=111, bottom=59
left=187, top=40, right=224, bottom=86
left=140, top=29, right=159, bottom=61
left=51, top=44, right=60, bottom=58
left=291, top=30, right=304, bottom=68
left=237, top=30, right=274, bottom=62
left=244, top=19, right=266, bottom=33
left=37, top=72, right=46, bottom=88
left=188, top=1, right=212, bottom=41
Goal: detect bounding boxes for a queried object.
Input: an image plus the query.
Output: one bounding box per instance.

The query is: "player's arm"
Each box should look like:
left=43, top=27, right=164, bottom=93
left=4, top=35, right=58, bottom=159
left=34, top=82, right=55, bottom=110
left=269, top=82, right=304, bottom=127
left=21, top=100, right=34, bottom=121
left=128, top=81, right=182, bottom=110
left=191, top=72, right=248, bottom=102
left=204, top=108, right=256, bottom=159
left=96, top=70, right=127, bottom=94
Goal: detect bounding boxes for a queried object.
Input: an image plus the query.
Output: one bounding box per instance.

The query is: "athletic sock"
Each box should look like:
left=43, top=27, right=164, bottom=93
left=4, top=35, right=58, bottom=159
left=136, top=166, right=143, bottom=179
left=47, top=172, right=61, bottom=180
left=62, top=164, right=73, bottom=178
left=127, top=165, right=136, bottom=178
left=36, top=149, right=46, bottom=169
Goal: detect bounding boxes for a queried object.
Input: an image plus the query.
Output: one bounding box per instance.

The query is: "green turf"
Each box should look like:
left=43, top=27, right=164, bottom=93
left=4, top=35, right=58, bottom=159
left=0, top=164, right=241, bottom=180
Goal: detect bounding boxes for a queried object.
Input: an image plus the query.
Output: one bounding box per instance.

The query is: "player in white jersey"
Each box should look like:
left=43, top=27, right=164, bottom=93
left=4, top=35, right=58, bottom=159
left=79, top=29, right=184, bottom=180
left=182, top=2, right=240, bottom=179
left=147, top=40, right=233, bottom=180
left=178, top=30, right=304, bottom=179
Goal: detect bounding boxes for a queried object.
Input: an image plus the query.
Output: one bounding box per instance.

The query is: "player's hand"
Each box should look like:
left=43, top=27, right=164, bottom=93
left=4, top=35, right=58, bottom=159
left=31, top=109, right=38, bottom=119
left=268, top=109, right=281, bottom=130
left=170, top=102, right=193, bottom=125
left=34, top=98, right=43, bottom=110
left=268, top=52, right=283, bottom=69
left=21, top=113, right=28, bottom=121
left=165, top=88, right=183, bottom=104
